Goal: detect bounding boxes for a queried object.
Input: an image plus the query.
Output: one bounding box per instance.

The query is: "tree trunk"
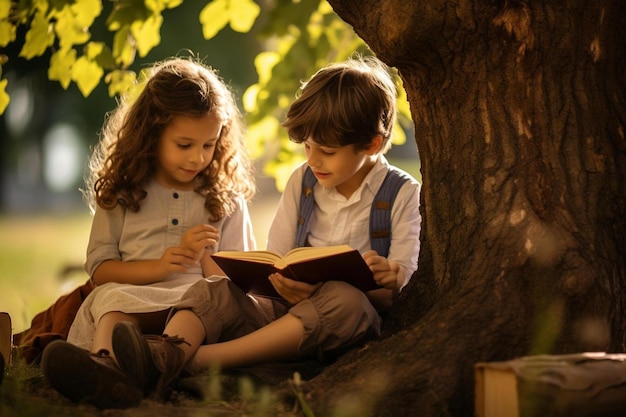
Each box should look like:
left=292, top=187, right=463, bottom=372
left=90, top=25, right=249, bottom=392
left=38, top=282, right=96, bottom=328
left=303, top=1, right=626, bottom=416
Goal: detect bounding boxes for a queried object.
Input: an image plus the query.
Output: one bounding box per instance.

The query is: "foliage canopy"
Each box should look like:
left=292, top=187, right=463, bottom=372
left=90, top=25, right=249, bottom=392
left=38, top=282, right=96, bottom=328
left=0, top=0, right=412, bottom=188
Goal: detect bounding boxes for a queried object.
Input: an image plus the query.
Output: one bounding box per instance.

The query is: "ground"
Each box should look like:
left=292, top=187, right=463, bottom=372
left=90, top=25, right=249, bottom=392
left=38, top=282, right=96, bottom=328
left=1, top=357, right=321, bottom=417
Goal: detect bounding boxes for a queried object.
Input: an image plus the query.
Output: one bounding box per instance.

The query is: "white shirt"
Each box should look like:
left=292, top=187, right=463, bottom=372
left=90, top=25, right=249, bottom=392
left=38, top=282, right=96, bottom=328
left=267, top=157, right=421, bottom=290
left=85, top=180, right=256, bottom=279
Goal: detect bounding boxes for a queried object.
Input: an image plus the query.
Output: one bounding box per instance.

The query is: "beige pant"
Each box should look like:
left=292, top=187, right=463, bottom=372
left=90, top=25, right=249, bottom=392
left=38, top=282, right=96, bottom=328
left=171, top=278, right=381, bottom=358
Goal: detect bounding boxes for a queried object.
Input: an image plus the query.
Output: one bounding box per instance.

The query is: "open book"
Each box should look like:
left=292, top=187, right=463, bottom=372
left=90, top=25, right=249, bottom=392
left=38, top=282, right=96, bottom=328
left=211, top=245, right=379, bottom=298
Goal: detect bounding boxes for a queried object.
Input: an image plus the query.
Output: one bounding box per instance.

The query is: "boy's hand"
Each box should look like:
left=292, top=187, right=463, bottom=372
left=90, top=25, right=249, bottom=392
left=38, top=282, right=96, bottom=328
left=180, top=224, right=220, bottom=263
left=363, top=250, right=399, bottom=290
left=269, top=273, right=322, bottom=304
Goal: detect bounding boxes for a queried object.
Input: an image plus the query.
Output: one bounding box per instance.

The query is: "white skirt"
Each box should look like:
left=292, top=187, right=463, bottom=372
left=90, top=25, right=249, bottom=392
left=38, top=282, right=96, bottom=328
left=66, top=274, right=202, bottom=350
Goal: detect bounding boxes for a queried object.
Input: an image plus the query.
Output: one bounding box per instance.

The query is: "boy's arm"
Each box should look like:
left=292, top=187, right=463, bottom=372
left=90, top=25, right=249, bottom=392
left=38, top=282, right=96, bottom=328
left=363, top=250, right=401, bottom=289
left=363, top=249, right=399, bottom=311
left=268, top=272, right=322, bottom=304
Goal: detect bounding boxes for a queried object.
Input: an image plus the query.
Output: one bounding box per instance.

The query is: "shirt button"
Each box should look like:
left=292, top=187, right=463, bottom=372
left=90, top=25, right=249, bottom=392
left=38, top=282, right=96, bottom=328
left=173, top=192, right=179, bottom=199
left=172, top=218, right=179, bottom=225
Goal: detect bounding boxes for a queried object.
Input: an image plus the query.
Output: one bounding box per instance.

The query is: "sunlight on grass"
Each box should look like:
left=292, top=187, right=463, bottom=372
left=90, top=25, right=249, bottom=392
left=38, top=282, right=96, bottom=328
left=0, top=213, right=92, bottom=334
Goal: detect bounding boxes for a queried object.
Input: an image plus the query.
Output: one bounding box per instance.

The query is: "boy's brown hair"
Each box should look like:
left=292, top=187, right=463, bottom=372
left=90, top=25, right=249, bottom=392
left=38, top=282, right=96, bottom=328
left=282, top=55, right=397, bottom=153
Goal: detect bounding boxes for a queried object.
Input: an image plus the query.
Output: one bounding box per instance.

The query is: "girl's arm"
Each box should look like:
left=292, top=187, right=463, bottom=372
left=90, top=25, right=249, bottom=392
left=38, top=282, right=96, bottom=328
left=201, top=195, right=256, bottom=277
left=199, top=254, right=226, bottom=277
left=92, top=245, right=200, bottom=285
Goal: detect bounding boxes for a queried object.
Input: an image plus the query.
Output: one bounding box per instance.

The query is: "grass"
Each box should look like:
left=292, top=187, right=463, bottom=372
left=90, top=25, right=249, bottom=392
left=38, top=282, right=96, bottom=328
left=0, top=212, right=93, bottom=334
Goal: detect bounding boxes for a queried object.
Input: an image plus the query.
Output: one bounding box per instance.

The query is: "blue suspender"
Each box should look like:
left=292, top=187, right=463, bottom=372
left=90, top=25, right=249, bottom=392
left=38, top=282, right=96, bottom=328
left=295, top=166, right=410, bottom=257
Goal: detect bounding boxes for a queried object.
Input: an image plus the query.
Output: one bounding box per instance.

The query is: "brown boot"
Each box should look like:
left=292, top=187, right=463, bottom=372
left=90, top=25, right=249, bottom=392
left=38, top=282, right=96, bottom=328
left=41, top=340, right=142, bottom=409
left=113, top=321, right=188, bottom=398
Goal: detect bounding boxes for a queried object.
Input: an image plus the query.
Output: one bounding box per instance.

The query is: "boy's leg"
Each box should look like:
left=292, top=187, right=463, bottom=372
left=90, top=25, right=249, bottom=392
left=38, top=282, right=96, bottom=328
left=189, top=281, right=380, bottom=371
left=189, top=313, right=303, bottom=371
left=167, top=278, right=270, bottom=347
left=290, top=281, right=381, bottom=356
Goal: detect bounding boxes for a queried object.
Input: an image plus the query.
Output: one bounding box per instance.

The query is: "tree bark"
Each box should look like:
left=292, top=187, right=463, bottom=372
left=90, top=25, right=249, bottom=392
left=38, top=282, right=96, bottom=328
left=305, top=1, right=626, bottom=416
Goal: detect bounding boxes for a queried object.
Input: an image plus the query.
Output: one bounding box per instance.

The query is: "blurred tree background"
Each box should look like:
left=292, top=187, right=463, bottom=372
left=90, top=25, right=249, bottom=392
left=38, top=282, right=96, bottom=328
left=0, top=0, right=419, bottom=333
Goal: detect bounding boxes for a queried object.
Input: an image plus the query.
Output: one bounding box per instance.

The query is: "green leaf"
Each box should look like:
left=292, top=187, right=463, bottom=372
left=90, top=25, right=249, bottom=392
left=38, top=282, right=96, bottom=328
left=245, top=115, right=280, bottom=158
left=19, top=10, right=55, bottom=59
left=71, top=55, right=103, bottom=96
left=70, top=0, right=102, bottom=27
left=130, top=13, right=162, bottom=57
left=264, top=154, right=305, bottom=192
left=145, top=0, right=183, bottom=12
left=0, top=1, right=11, bottom=19
left=229, top=0, right=260, bottom=33
left=105, top=69, right=136, bottom=97
left=112, top=27, right=136, bottom=67
left=49, top=48, right=76, bottom=89
left=242, top=83, right=260, bottom=113
left=54, top=5, right=91, bottom=48
left=84, top=41, right=104, bottom=59
left=164, top=0, right=184, bottom=7
left=254, top=51, right=280, bottom=85
left=49, top=0, right=70, bottom=12
left=0, top=20, right=16, bottom=47
left=92, top=44, right=116, bottom=70
left=199, top=0, right=229, bottom=40
left=0, top=78, right=9, bottom=114
left=107, top=1, right=148, bottom=31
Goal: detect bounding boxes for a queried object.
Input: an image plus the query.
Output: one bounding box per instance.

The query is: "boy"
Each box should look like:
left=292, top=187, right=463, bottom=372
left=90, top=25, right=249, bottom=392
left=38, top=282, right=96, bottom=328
left=113, top=55, right=422, bottom=400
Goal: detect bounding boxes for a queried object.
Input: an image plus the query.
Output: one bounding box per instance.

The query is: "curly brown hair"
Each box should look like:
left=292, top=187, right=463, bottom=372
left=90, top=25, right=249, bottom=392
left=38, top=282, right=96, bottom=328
left=83, top=56, right=256, bottom=221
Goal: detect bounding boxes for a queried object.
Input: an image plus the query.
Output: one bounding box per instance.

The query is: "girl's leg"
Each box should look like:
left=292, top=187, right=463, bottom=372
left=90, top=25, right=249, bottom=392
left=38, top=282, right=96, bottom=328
left=188, top=313, right=304, bottom=372
left=112, top=309, right=207, bottom=395
left=162, top=309, right=206, bottom=363
left=92, top=311, right=138, bottom=358
left=93, top=310, right=169, bottom=360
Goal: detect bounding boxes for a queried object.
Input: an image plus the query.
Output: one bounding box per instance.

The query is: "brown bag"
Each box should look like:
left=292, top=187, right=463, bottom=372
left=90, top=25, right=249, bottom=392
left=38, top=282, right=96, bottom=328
left=13, top=280, right=94, bottom=364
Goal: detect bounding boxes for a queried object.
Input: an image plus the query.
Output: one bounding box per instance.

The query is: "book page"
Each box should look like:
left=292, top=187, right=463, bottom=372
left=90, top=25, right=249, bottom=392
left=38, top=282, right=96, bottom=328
left=212, top=250, right=282, bottom=264
left=278, top=245, right=355, bottom=268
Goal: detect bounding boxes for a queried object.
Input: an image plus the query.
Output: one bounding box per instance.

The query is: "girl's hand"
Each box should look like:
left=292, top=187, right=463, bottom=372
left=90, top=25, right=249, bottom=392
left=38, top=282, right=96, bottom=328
left=180, top=224, right=220, bottom=263
left=156, top=246, right=200, bottom=279
left=269, top=272, right=322, bottom=304
left=362, top=250, right=399, bottom=290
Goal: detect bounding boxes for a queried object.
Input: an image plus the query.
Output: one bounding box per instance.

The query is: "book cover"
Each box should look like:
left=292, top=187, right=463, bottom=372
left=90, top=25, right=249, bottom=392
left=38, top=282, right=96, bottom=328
left=475, top=352, right=626, bottom=417
left=211, top=247, right=379, bottom=299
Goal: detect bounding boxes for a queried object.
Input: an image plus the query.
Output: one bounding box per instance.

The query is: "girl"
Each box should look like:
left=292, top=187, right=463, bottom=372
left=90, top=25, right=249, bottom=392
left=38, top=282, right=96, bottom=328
left=41, top=56, right=257, bottom=409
